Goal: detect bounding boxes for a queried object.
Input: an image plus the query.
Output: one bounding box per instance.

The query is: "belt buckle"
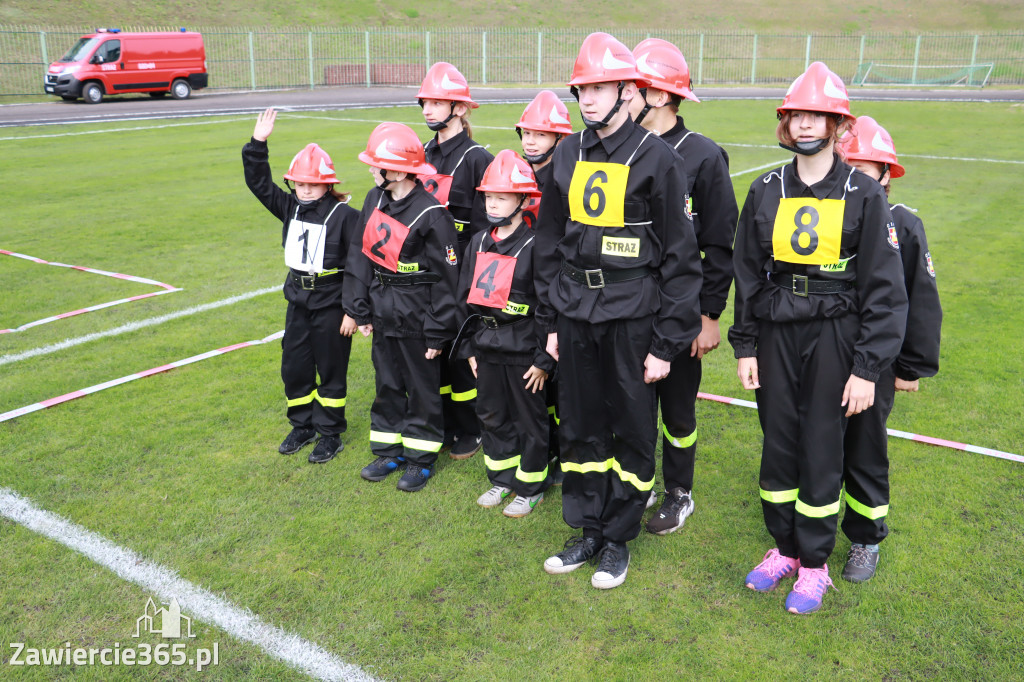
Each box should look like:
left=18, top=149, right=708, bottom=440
left=791, top=274, right=809, bottom=297
left=583, top=269, right=605, bottom=289
left=481, top=316, right=499, bottom=329
left=300, top=274, right=315, bottom=290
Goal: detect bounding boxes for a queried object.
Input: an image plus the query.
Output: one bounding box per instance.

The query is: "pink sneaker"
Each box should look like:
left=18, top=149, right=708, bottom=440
left=785, top=565, right=836, bottom=614
left=745, top=548, right=800, bottom=592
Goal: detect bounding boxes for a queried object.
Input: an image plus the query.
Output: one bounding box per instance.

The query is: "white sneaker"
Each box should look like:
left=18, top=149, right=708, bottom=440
left=503, top=492, right=543, bottom=517
left=477, top=485, right=512, bottom=508
left=646, top=490, right=658, bottom=510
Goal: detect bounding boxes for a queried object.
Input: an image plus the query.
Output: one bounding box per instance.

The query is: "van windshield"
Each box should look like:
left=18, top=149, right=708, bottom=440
left=59, top=37, right=100, bottom=63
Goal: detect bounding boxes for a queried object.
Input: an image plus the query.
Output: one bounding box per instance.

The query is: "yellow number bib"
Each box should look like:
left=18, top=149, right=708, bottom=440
left=568, top=161, right=629, bottom=227
left=772, top=198, right=844, bottom=265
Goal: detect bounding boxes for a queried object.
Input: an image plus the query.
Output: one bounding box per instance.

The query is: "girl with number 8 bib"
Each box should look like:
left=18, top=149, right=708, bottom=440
left=454, top=150, right=557, bottom=517
left=344, top=122, right=461, bottom=492
left=728, top=63, right=908, bottom=614
left=242, top=108, right=360, bottom=464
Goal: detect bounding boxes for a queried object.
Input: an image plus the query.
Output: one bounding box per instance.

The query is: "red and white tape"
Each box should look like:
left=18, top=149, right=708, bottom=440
left=0, top=331, right=284, bottom=423
left=697, top=391, right=1023, bottom=465
left=1, top=249, right=181, bottom=333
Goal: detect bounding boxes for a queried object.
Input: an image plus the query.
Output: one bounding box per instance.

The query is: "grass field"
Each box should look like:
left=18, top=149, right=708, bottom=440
left=1, top=96, right=1023, bottom=681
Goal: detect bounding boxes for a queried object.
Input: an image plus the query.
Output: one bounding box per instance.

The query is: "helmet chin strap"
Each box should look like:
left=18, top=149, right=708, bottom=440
left=779, top=139, right=830, bottom=156
left=516, top=130, right=562, bottom=165
left=633, top=88, right=653, bottom=126
left=572, top=81, right=627, bottom=131
left=377, top=167, right=393, bottom=189
left=486, top=196, right=527, bottom=228
left=423, top=101, right=458, bottom=132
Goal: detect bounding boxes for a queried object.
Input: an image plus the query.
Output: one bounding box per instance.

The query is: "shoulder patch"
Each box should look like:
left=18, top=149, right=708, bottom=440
left=445, top=244, right=458, bottom=266
left=886, top=221, right=900, bottom=250
left=925, top=251, right=936, bottom=278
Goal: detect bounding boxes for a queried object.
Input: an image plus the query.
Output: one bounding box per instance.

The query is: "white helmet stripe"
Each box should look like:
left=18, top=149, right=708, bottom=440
left=440, top=73, right=463, bottom=90
left=601, top=48, right=633, bottom=71
left=824, top=76, right=848, bottom=100
left=374, top=139, right=405, bottom=161
left=635, top=52, right=665, bottom=79
left=548, top=104, right=571, bottom=125
left=871, top=130, right=896, bottom=154
left=510, top=165, right=533, bottom=184
left=318, top=158, right=333, bottom=176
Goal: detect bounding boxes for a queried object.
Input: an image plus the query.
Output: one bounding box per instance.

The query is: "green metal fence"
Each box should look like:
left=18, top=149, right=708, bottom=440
left=2, top=25, right=1022, bottom=97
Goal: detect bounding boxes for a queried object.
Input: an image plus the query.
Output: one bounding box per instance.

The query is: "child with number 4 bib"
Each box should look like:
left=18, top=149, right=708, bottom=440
left=456, top=149, right=556, bottom=517
left=242, top=108, right=360, bottom=464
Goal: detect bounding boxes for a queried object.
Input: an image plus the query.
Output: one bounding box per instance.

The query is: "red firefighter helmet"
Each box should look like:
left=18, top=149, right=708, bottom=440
left=632, top=38, right=699, bottom=103
left=777, top=61, right=855, bottom=124
left=416, top=61, right=479, bottom=108
left=358, top=122, right=436, bottom=175
left=838, top=116, right=906, bottom=178
left=516, top=90, right=573, bottom=135
left=283, top=143, right=338, bottom=184
left=568, top=32, right=651, bottom=88
left=476, top=149, right=542, bottom=197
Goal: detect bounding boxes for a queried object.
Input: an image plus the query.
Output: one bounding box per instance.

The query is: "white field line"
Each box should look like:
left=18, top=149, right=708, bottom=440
left=0, top=116, right=253, bottom=141
left=0, top=487, right=381, bottom=682
left=730, top=159, right=791, bottom=178
left=0, top=285, right=280, bottom=368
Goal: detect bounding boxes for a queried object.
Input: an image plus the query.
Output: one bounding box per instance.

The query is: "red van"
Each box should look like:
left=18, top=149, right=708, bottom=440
left=45, top=29, right=208, bottom=104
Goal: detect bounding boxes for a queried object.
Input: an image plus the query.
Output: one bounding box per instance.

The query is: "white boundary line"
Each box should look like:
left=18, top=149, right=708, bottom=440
left=0, top=487, right=380, bottom=682
left=0, top=285, right=280, bottom=368
left=0, top=116, right=253, bottom=141
left=730, top=159, right=790, bottom=178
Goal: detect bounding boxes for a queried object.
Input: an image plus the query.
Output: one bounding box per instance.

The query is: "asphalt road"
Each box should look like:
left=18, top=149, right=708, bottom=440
left=2, top=85, right=1023, bottom=128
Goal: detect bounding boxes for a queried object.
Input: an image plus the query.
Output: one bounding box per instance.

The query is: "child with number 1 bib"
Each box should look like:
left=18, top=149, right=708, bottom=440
left=242, top=108, right=360, bottom=464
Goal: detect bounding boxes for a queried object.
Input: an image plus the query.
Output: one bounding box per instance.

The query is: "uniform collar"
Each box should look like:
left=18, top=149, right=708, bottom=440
left=580, top=117, right=640, bottom=156
left=426, top=128, right=471, bottom=158
left=664, top=115, right=689, bottom=141
left=786, top=153, right=848, bottom=200
left=483, top=221, right=531, bottom=254
left=382, top=179, right=427, bottom=213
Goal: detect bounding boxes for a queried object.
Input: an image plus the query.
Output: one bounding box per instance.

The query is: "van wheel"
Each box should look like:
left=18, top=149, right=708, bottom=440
left=170, top=79, right=192, bottom=100
left=149, top=92, right=166, bottom=98
left=82, top=82, right=103, bottom=104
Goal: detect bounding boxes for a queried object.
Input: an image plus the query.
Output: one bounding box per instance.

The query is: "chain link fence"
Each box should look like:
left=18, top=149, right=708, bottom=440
left=2, top=25, right=1022, bottom=97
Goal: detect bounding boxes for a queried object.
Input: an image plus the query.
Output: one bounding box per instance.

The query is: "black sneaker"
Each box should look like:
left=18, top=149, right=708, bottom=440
left=396, top=463, right=433, bottom=492
left=308, top=435, right=343, bottom=464
left=278, top=427, right=317, bottom=455
left=543, top=535, right=602, bottom=574
left=645, top=487, right=695, bottom=536
left=360, top=456, right=404, bottom=482
left=591, top=541, right=630, bottom=589
left=841, top=544, right=880, bottom=583
left=450, top=434, right=482, bottom=460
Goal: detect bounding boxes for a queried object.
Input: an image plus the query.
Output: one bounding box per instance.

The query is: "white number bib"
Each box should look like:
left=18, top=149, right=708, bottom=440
left=284, top=218, right=326, bottom=272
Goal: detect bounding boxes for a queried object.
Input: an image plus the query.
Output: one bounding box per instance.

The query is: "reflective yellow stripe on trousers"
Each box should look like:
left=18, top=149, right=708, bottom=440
left=286, top=390, right=316, bottom=407
left=561, top=458, right=654, bottom=492
left=662, top=423, right=697, bottom=449
left=844, top=491, right=889, bottom=520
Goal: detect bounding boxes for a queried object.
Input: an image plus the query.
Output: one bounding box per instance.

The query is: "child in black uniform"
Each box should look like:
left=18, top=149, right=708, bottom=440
left=345, top=122, right=461, bottom=492
left=242, top=108, right=360, bottom=464
left=456, top=149, right=556, bottom=517
left=837, top=115, right=942, bottom=583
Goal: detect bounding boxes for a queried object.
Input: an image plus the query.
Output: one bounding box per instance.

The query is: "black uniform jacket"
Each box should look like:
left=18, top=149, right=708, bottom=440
left=890, top=203, right=942, bottom=381
left=533, top=118, right=703, bottom=362
left=662, top=117, right=738, bottom=317
left=242, top=137, right=360, bottom=310
left=343, top=182, right=461, bottom=350
left=455, top=222, right=557, bottom=373
left=423, top=129, right=493, bottom=248
left=728, top=154, right=909, bottom=383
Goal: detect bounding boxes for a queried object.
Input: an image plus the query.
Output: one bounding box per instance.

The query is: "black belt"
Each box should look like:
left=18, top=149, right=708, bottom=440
left=289, top=269, right=343, bottom=291
left=374, top=270, right=442, bottom=286
left=769, top=273, right=855, bottom=297
left=479, top=314, right=530, bottom=329
left=561, top=262, right=654, bottom=290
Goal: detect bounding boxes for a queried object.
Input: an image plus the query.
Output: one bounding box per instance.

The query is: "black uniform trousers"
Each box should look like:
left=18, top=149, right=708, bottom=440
left=755, top=314, right=858, bottom=569
left=476, top=359, right=550, bottom=497
left=369, top=334, right=444, bottom=467
left=841, top=364, right=895, bottom=546
left=441, top=357, right=481, bottom=442
left=657, top=351, right=702, bottom=492
left=282, top=301, right=350, bottom=436
left=557, top=315, right=658, bottom=544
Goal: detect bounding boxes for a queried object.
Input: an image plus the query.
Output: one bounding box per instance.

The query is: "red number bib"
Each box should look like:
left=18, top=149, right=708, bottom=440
left=420, top=173, right=453, bottom=206
left=521, top=195, right=541, bottom=229
left=362, top=208, right=411, bottom=273
left=467, top=251, right=517, bottom=309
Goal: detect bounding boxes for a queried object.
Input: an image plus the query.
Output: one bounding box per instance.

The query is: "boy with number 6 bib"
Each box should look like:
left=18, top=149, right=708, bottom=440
left=242, top=108, right=360, bottom=464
